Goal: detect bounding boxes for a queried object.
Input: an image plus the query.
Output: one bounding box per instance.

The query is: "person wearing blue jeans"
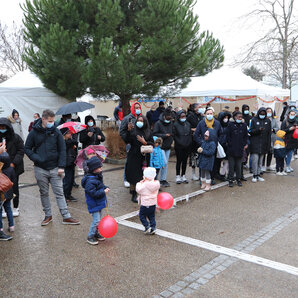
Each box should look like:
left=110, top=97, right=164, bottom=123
left=160, top=149, right=170, bottom=182
left=88, top=211, right=102, bottom=239
left=0, top=200, right=14, bottom=233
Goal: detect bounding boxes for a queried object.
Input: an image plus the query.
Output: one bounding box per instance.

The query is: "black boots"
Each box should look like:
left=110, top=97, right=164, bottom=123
left=131, top=190, right=138, bottom=203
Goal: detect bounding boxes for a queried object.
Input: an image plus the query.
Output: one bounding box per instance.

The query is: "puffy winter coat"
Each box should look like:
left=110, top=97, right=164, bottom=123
left=194, top=117, right=221, bottom=147
left=242, top=104, right=252, bottom=126
left=25, top=118, right=66, bottom=170
left=136, top=179, right=160, bottom=207
left=197, top=130, right=217, bottom=171
left=249, top=108, right=271, bottom=154
left=81, top=173, right=107, bottom=214
left=0, top=118, right=24, bottom=176
left=173, top=114, right=192, bottom=149
left=153, top=114, right=174, bottom=150
left=150, top=146, right=165, bottom=169
left=226, top=118, right=248, bottom=158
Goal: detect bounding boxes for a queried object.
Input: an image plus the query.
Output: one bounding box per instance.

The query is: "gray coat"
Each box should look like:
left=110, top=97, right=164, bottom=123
left=268, top=117, right=279, bottom=149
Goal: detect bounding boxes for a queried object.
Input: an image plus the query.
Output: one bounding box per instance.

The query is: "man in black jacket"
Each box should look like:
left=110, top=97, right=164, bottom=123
left=0, top=118, right=24, bottom=217
left=25, top=109, right=80, bottom=226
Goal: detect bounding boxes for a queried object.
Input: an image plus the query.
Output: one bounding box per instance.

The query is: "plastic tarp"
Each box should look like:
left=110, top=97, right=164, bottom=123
left=0, top=70, right=69, bottom=139
left=177, top=68, right=290, bottom=98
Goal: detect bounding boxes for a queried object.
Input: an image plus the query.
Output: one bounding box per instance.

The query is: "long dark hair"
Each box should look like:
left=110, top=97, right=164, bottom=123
left=135, top=115, right=151, bottom=140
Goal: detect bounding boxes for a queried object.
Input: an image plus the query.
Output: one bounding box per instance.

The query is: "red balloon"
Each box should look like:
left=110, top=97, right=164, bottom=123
left=293, top=128, right=298, bottom=139
left=157, top=192, right=174, bottom=210
left=98, top=215, right=118, bottom=238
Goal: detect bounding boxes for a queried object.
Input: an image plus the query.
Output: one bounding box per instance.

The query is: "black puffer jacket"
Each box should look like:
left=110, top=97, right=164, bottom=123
left=173, top=111, right=192, bottom=149
left=152, top=114, right=174, bottom=150
left=0, top=117, right=24, bottom=176
left=242, top=104, right=252, bottom=126
left=281, top=115, right=298, bottom=150
left=25, top=118, right=66, bottom=170
left=249, top=107, right=271, bottom=154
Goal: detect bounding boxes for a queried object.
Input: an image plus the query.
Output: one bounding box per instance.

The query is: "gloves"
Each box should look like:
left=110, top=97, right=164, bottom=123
left=197, top=147, right=203, bottom=153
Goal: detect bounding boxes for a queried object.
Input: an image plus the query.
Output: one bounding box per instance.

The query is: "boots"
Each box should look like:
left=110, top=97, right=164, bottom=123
left=204, top=183, right=211, bottom=191
left=201, top=180, right=206, bottom=189
left=131, top=190, right=138, bottom=203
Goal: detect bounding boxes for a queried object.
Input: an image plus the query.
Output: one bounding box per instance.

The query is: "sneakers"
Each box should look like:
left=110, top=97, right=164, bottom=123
left=176, top=175, right=182, bottom=184
left=228, top=180, right=233, bottom=187
left=66, top=196, right=78, bottom=202
left=87, top=236, right=98, bottom=245
left=160, top=180, right=170, bottom=187
left=252, top=177, right=257, bottom=183
left=261, top=166, right=266, bottom=172
left=282, top=171, right=287, bottom=176
left=144, top=226, right=150, bottom=234
left=181, top=175, right=188, bottom=184
left=149, top=228, right=156, bottom=235
left=285, top=167, right=292, bottom=173
left=237, top=180, right=242, bottom=187
left=13, top=208, right=19, bottom=217
left=266, top=165, right=275, bottom=172
left=62, top=217, right=80, bottom=225
left=41, top=216, right=53, bottom=226
left=276, top=172, right=283, bottom=176
left=192, top=174, right=199, bottom=181
left=94, top=232, right=105, bottom=241
left=0, top=231, right=13, bottom=241
left=124, top=181, right=130, bottom=188
left=294, top=154, right=298, bottom=159
left=240, top=176, right=247, bottom=181
left=289, top=167, right=294, bottom=172
left=2, top=210, right=7, bottom=218
left=257, top=176, right=265, bottom=182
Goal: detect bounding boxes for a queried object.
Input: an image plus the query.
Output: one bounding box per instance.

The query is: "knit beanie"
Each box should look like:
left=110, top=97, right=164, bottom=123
left=87, top=157, right=102, bottom=172
left=143, top=167, right=156, bottom=180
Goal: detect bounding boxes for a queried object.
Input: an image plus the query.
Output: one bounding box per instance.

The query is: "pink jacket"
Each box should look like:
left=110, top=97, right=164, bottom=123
left=136, top=179, right=160, bottom=206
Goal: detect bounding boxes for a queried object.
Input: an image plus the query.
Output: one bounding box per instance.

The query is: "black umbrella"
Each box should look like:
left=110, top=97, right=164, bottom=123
left=55, top=102, right=95, bottom=115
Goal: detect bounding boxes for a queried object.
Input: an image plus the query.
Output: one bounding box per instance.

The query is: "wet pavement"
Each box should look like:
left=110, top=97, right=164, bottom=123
left=1, top=156, right=297, bottom=297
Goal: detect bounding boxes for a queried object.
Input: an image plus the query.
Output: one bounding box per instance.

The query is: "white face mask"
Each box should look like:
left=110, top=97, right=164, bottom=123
left=223, top=118, right=228, bottom=123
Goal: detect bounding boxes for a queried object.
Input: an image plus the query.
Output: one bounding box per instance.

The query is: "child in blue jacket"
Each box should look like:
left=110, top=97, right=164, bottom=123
left=81, top=157, right=110, bottom=245
left=150, top=137, right=165, bottom=179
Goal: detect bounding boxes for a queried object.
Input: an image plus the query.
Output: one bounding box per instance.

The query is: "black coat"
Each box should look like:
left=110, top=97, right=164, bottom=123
left=0, top=118, right=24, bottom=176
left=0, top=152, right=16, bottom=200
left=25, top=119, right=66, bottom=170
left=65, top=139, right=78, bottom=167
left=80, top=127, right=105, bottom=149
left=152, top=114, right=174, bottom=150
left=242, top=104, right=252, bottom=126
left=249, top=108, right=271, bottom=154
left=281, top=117, right=298, bottom=150
left=173, top=119, right=192, bottom=149
left=125, top=125, right=153, bottom=185
left=226, top=119, right=248, bottom=158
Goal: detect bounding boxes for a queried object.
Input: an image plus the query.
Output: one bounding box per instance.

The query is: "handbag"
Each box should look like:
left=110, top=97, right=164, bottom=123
left=216, top=143, right=226, bottom=159
left=0, top=162, right=14, bottom=194
left=140, top=145, right=153, bottom=155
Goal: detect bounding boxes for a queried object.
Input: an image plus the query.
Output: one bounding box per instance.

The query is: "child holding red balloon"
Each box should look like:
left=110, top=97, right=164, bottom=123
left=136, top=167, right=160, bottom=235
left=81, top=157, right=110, bottom=245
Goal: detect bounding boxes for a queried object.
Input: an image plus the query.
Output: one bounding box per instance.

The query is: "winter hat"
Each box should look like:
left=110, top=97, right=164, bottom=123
left=59, top=127, right=70, bottom=135
left=87, top=148, right=95, bottom=155
left=153, top=136, right=162, bottom=145
left=143, top=167, right=156, bottom=180
left=206, top=107, right=215, bottom=113
left=204, top=130, right=210, bottom=137
left=87, top=156, right=102, bottom=172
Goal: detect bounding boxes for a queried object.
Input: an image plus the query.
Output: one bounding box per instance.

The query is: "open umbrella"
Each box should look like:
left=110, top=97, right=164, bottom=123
left=55, top=102, right=95, bottom=115
left=57, top=121, right=87, bottom=134
left=75, top=145, right=109, bottom=169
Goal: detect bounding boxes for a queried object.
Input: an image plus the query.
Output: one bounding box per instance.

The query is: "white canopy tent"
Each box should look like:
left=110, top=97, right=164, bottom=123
left=0, top=70, right=69, bottom=139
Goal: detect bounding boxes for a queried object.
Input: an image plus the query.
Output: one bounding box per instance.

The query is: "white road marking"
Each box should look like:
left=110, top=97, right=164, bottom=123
left=118, top=219, right=298, bottom=276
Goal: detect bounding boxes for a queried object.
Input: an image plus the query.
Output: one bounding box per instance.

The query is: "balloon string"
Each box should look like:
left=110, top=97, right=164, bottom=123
left=105, top=197, right=109, bottom=216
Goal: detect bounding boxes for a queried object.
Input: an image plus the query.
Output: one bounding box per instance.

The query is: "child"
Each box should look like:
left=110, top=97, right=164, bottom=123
left=274, top=130, right=287, bottom=175
left=197, top=129, right=216, bottom=191
left=0, top=150, right=15, bottom=240
left=150, top=137, right=165, bottom=179
left=136, top=167, right=160, bottom=235
left=83, top=148, right=97, bottom=174
left=81, top=156, right=110, bottom=245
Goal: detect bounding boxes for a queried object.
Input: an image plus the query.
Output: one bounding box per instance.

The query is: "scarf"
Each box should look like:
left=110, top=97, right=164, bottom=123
left=205, top=117, right=214, bottom=129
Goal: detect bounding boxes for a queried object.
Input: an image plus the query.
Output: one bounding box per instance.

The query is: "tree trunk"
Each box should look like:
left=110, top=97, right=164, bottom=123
left=121, top=95, right=132, bottom=116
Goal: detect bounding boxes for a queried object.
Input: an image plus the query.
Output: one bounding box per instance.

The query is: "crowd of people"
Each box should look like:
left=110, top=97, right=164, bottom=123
left=0, top=100, right=297, bottom=243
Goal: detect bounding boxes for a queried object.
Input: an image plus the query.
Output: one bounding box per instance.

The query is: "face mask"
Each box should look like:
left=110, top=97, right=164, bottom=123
left=88, top=121, right=94, bottom=127
left=206, top=115, right=213, bottom=121
left=267, top=113, right=272, bottom=118
left=290, top=107, right=295, bottom=110
left=46, top=123, right=54, bottom=129
left=180, top=118, right=186, bottom=122
left=236, top=119, right=242, bottom=124
left=289, top=115, right=295, bottom=120
left=259, top=115, right=265, bottom=119
left=136, top=121, right=144, bottom=128
left=135, top=109, right=141, bottom=115
left=0, top=129, right=7, bottom=134
left=66, top=119, right=72, bottom=122
left=164, top=119, right=171, bottom=124
left=244, top=110, right=249, bottom=115
left=223, top=118, right=228, bottom=123
left=198, top=108, right=205, bottom=114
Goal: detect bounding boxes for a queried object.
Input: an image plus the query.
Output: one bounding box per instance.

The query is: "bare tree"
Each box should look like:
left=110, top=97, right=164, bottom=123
left=236, top=0, right=298, bottom=88
left=0, top=21, right=27, bottom=75
left=243, top=65, right=265, bottom=81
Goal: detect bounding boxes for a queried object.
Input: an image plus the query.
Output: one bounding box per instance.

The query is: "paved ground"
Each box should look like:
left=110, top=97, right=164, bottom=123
left=1, top=156, right=297, bottom=297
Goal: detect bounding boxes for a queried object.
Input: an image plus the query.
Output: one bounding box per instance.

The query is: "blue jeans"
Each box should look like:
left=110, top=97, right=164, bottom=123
left=0, top=200, right=14, bottom=229
left=124, top=144, right=131, bottom=181
left=285, top=149, right=293, bottom=167
left=88, top=211, right=102, bottom=238
left=160, top=149, right=171, bottom=181
left=139, top=205, right=156, bottom=229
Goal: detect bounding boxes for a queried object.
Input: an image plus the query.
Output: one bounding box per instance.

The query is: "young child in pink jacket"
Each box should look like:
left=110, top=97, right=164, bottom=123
left=136, top=167, right=160, bottom=235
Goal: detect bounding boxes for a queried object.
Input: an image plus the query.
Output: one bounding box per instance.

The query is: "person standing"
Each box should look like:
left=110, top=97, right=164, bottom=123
left=249, top=107, right=271, bottom=182
left=25, top=109, right=80, bottom=226
left=281, top=109, right=298, bottom=173
left=153, top=107, right=173, bottom=187
left=28, top=113, right=40, bottom=132
left=280, top=101, right=288, bottom=122
left=226, top=112, right=248, bottom=187
left=0, top=118, right=24, bottom=217
left=113, top=101, right=123, bottom=127
left=173, top=110, right=192, bottom=184
left=7, top=109, right=24, bottom=141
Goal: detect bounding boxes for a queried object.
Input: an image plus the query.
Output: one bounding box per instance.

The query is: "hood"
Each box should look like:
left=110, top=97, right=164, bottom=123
left=176, top=109, right=186, bottom=120
left=276, top=130, right=286, bottom=139
left=256, top=107, right=267, bottom=117
left=7, top=114, right=22, bottom=124
left=85, top=115, right=96, bottom=125
left=242, top=104, right=250, bottom=113
left=130, top=102, right=143, bottom=118
left=81, top=174, right=89, bottom=189
left=0, top=117, right=15, bottom=140
left=218, top=111, right=231, bottom=125
left=0, top=152, right=11, bottom=169
left=206, top=128, right=216, bottom=142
